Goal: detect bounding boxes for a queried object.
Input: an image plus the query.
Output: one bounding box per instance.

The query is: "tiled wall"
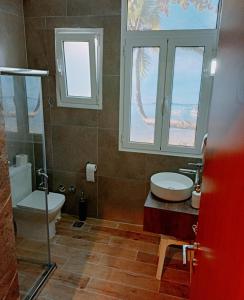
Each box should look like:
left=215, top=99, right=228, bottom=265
left=0, top=0, right=27, bottom=298
left=23, top=0, right=199, bottom=224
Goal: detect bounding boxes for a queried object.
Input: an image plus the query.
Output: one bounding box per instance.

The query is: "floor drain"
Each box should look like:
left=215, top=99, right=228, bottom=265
left=72, top=221, right=84, bottom=228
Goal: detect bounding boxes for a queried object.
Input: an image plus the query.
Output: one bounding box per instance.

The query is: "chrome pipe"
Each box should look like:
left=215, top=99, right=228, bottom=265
left=0, top=67, right=49, bottom=77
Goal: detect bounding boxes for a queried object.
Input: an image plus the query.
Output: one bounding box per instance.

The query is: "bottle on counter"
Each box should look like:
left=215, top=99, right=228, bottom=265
left=191, top=185, right=201, bottom=209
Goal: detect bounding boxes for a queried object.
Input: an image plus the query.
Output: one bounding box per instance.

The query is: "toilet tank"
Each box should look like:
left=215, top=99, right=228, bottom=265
left=9, top=163, right=32, bottom=206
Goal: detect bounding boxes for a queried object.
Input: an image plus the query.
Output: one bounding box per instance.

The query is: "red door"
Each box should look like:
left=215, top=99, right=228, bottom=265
left=190, top=0, right=244, bottom=299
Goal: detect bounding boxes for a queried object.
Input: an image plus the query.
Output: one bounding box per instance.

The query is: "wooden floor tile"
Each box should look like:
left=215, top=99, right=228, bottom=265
left=100, top=254, right=157, bottom=277
left=51, top=243, right=102, bottom=264
left=87, top=278, right=186, bottom=300
left=117, top=222, right=144, bottom=232
left=162, top=267, right=190, bottom=286
left=137, top=251, right=159, bottom=265
left=109, top=236, right=159, bottom=254
left=62, top=259, right=161, bottom=292
left=55, top=235, right=138, bottom=260
left=50, top=269, right=90, bottom=289
left=90, top=225, right=161, bottom=244
left=85, top=218, right=119, bottom=229
left=57, top=221, right=92, bottom=232
left=56, top=227, right=110, bottom=244
left=39, top=279, right=116, bottom=300
left=16, top=215, right=190, bottom=300
left=160, top=280, right=190, bottom=299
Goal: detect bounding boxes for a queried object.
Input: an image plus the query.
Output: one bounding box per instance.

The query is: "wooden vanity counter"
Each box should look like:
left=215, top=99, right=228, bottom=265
left=144, top=192, right=199, bottom=240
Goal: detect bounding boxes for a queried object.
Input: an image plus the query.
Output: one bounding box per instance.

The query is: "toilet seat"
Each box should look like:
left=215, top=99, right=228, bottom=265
left=17, top=190, right=65, bottom=214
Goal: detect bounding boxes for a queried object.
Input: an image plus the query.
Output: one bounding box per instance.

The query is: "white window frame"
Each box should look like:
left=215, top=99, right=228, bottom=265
left=55, top=28, right=103, bottom=110
left=119, top=0, right=218, bottom=157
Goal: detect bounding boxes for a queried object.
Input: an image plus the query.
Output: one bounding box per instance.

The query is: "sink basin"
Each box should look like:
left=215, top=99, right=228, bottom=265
left=150, top=172, right=193, bottom=202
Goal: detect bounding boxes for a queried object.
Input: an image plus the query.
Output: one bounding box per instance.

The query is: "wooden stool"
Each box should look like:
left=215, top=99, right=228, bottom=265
left=156, top=235, right=193, bottom=281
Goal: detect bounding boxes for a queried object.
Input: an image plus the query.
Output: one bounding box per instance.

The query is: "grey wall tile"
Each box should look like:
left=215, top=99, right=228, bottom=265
left=98, top=176, right=146, bottom=224
left=89, top=0, right=121, bottom=16
left=0, top=11, right=27, bottom=67
left=52, top=125, right=98, bottom=173
left=44, top=124, right=53, bottom=170
left=45, top=16, right=104, bottom=29
left=103, top=16, right=121, bottom=75
left=23, top=0, right=200, bottom=225
left=51, top=170, right=98, bottom=217
left=145, top=154, right=201, bottom=180
left=50, top=107, right=98, bottom=128
left=98, top=129, right=146, bottom=180
left=24, top=16, right=46, bottom=29
left=98, top=75, right=120, bottom=129
left=26, top=29, right=55, bottom=74
left=23, top=0, right=67, bottom=17
left=0, top=0, right=23, bottom=16
left=67, top=0, right=91, bottom=17
left=67, top=0, right=121, bottom=17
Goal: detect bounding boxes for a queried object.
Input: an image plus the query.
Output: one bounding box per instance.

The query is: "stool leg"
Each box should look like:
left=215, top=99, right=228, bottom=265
left=189, top=249, right=194, bottom=283
left=156, top=238, right=170, bottom=280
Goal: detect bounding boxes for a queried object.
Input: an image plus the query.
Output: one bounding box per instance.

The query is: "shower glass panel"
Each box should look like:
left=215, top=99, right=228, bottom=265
left=0, top=70, right=54, bottom=300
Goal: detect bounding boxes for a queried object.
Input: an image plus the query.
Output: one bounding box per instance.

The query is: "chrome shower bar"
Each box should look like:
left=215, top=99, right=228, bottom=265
left=0, top=67, right=49, bottom=77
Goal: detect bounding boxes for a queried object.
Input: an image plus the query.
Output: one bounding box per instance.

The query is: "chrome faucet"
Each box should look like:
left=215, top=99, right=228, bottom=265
left=36, top=168, right=48, bottom=191
left=179, top=162, right=203, bottom=188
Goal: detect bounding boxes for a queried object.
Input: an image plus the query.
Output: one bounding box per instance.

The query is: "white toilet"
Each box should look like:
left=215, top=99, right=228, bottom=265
left=9, top=163, right=65, bottom=240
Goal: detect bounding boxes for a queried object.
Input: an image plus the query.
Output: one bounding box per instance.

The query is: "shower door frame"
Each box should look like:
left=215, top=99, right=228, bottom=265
left=0, top=67, right=56, bottom=300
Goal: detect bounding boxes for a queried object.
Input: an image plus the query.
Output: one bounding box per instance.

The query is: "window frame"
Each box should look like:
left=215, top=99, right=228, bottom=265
left=55, top=28, right=103, bottom=110
left=119, top=0, right=218, bottom=157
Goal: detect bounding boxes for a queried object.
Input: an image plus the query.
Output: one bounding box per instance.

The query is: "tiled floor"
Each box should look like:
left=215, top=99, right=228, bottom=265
left=17, top=215, right=190, bottom=300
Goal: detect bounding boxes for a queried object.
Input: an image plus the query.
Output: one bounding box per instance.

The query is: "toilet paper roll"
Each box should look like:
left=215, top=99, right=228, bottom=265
left=86, top=163, right=97, bottom=182
left=191, top=191, right=201, bottom=209
left=16, top=154, right=28, bottom=167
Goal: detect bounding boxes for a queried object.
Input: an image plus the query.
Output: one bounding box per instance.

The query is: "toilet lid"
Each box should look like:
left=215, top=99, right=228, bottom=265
left=17, top=190, right=65, bottom=213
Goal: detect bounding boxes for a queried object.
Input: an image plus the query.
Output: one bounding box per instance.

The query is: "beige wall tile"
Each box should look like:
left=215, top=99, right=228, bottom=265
left=98, top=176, right=146, bottom=224
left=52, top=125, right=98, bottom=172
left=51, top=170, right=98, bottom=217
left=51, top=107, right=98, bottom=128
left=67, top=0, right=121, bottom=17
left=145, top=154, right=200, bottom=181
left=98, top=129, right=145, bottom=180
left=98, top=76, right=120, bottom=129
left=0, top=11, right=26, bottom=67
left=0, top=0, right=23, bottom=16
left=23, top=0, right=67, bottom=17
left=23, top=0, right=200, bottom=225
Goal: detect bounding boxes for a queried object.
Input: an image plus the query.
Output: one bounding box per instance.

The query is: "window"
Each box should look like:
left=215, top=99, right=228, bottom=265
left=120, top=0, right=220, bottom=156
left=127, top=0, right=220, bottom=31
left=55, top=28, right=103, bottom=109
left=0, top=76, right=43, bottom=135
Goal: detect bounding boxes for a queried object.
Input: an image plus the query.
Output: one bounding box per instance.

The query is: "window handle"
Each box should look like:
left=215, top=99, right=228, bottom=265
left=57, top=59, right=63, bottom=75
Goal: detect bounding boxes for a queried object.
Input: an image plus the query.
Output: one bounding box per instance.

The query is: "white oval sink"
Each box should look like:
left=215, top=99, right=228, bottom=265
left=150, top=172, right=193, bottom=202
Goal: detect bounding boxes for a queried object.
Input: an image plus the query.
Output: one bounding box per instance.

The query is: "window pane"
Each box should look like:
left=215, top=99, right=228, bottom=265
left=168, top=47, right=204, bottom=147
left=130, top=47, right=159, bottom=144
left=127, top=0, right=219, bottom=30
left=25, top=77, right=43, bottom=134
left=0, top=76, right=17, bottom=132
left=63, top=41, right=91, bottom=97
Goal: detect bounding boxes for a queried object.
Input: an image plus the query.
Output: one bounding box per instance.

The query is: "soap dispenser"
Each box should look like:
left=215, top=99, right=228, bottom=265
left=191, top=185, right=201, bottom=209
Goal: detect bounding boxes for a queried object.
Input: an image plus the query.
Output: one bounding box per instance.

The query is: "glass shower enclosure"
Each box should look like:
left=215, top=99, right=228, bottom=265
left=0, top=67, right=55, bottom=300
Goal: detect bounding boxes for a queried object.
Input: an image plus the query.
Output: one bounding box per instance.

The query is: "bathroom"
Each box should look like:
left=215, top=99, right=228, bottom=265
left=0, top=0, right=243, bottom=299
